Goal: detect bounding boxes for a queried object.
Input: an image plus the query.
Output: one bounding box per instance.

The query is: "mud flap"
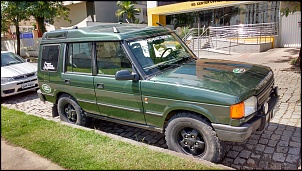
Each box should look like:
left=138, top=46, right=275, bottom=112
left=52, top=104, right=59, bottom=118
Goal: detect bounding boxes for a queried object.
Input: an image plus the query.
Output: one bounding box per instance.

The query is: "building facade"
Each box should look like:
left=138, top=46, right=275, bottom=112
left=147, top=1, right=281, bottom=29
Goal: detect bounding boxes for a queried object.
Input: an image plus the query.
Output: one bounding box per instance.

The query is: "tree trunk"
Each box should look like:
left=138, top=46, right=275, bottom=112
left=36, top=17, right=46, bottom=36
left=15, top=24, right=21, bottom=56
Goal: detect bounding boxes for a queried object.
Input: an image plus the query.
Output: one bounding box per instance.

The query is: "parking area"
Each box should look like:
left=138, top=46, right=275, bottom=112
left=1, top=47, right=301, bottom=170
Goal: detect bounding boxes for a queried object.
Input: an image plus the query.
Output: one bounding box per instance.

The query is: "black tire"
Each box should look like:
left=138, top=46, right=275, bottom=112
left=57, top=94, right=92, bottom=127
left=165, top=112, right=224, bottom=163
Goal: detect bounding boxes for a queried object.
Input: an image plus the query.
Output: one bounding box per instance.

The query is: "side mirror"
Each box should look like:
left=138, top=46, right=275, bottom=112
left=25, top=58, right=31, bottom=62
left=115, top=70, right=139, bottom=81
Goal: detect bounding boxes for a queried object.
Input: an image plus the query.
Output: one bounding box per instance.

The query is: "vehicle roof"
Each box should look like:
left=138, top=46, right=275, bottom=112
left=40, top=23, right=173, bottom=44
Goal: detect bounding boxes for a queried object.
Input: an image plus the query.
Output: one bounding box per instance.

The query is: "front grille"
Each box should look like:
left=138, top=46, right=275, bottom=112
left=14, top=73, right=35, bottom=80
left=257, top=77, right=274, bottom=107
left=17, top=78, right=38, bottom=85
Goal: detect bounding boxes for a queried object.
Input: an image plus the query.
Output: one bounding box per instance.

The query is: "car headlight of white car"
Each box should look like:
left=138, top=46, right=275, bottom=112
left=1, top=77, right=15, bottom=84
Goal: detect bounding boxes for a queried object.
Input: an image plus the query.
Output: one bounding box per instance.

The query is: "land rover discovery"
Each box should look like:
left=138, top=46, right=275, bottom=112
left=37, top=23, right=279, bottom=163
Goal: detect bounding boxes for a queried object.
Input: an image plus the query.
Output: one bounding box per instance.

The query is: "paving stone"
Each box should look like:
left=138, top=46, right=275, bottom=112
left=255, top=144, right=265, bottom=152
left=251, top=153, right=261, bottom=159
left=221, top=158, right=233, bottom=166
left=259, top=161, right=269, bottom=169
left=246, top=144, right=256, bottom=150
left=276, top=146, right=289, bottom=153
left=281, top=135, right=291, bottom=141
left=291, top=136, right=301, bottom=142
left=286, top=154, right=300, bottom=163
left=226, top=151, right=239, bottom=159
left=259, top=138, right=269, bottom=145
left=283, top=130, right=294, bottom=136
left=238, top=150, right=251, bottom=159
left=232, top=146, right=243, bottom=152
left=288, top=147, right=301, bottom=155
left=277, top=140, right=289, bottom=147
left=272, top=152, right=286, bottom=162
left=270, top=134, right=281, bottom=140
left=284, top=163, right=299, bottom=170
left=264, top=146, right=274, bottom=154
left=289, top=142, right=301, bottom=148
left=230, top=164, right=241, bottom=170
left=250, top=134, right=261, bottom=140
left=246, top=158, right=255, bottom=165
left=247, top=139, right=258, bottom=145
left=233, top=157, right=246, bottom=165
left=268, top=140, right=278, bottom=147
left=269, top=162, right=282, bottom=170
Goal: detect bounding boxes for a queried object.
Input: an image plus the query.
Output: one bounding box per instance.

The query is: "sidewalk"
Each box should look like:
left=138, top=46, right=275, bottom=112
left=1, top=137, right=65, bottom=170
left=1, top=47, right=301, bottom=170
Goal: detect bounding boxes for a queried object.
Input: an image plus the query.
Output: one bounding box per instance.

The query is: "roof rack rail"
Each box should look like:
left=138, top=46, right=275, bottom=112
left=113, top=27, right=120, bottom=33
left=156, top=22, right=163, bottom=27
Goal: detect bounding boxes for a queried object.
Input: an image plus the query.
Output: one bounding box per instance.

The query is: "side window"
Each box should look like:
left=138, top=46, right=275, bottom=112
left=96, top=42, right=132, bottom=75
left=41, top=45, right=60, bottom=71
left=66, top=42, right=92, bottom=73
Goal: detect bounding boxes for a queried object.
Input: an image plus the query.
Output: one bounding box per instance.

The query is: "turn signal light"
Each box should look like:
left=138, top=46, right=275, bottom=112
left=230, top=102, right=244, bottom=119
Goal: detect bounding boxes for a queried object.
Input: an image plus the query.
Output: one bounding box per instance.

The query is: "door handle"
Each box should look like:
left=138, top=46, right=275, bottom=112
left=64, top=79, right=70, bottom=84
left=96, top=83, right=104, bottom=89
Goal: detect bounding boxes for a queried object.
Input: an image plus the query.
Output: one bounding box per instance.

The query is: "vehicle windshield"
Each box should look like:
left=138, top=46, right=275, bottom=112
left=1, top=52, right=25, bottom=67
left=127, top=33, right=196, bottom=75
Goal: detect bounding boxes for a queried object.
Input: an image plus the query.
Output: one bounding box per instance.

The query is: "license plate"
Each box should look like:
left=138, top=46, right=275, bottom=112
left=21, top=82, right=35, bottom=89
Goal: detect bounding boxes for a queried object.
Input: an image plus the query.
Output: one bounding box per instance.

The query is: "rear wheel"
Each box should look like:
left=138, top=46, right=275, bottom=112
left=165, top=112, right=224, bottom=163
left=57, top=94, right=91, bottom=127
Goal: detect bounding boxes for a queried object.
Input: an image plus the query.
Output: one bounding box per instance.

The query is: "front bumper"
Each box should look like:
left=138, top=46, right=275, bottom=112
left=212, top=88, right=279, bottom=142
left=1, top=77, right=38, bottom=97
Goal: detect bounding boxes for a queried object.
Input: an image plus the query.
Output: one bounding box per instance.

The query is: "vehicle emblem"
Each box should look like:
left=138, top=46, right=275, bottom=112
left=41, top=84, right=51, bottom=93
left=233, top=68, right=246, bottom=74
left=24, top=75, right=27, bottom=78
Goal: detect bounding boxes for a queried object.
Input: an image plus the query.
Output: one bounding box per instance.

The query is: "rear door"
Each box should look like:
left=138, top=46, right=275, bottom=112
left=61, top=42, right=99, bottom=114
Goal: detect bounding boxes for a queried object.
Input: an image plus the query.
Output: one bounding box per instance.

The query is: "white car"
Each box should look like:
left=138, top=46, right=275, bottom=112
left=1, top=51, right=38, bottom=97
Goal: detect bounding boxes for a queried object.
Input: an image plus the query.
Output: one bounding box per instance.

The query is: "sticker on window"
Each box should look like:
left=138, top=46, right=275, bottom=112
left=43, top=61, right=55, bottom=70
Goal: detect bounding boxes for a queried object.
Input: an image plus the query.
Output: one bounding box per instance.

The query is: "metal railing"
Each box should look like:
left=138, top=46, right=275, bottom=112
left=178, top=22, right=278, bottom=55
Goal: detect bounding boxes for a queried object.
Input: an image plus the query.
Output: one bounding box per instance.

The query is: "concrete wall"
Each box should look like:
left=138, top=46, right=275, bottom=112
left=94, top=1, right=120, bottom=23
left=53, top=2, right=89, bottom=29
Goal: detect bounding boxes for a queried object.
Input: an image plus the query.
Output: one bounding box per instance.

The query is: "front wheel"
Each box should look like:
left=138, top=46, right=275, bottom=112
left=57, top=94, right=91, bottom=127
left=165, top=112, right=224, bottom=163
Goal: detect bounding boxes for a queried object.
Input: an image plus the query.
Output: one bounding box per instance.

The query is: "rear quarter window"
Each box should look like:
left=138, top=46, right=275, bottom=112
left=41, top=45, right=60, bottom=71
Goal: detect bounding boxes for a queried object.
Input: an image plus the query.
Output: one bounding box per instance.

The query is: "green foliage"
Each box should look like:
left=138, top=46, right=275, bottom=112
left=115, top=1, right=141, bottom=23
left=280, top=1, right=301, bottom=17
left=1, top=1, right=30, bottom=55
left=1, top=106, right=222, bottom=170
left=27, top=1, right=71, bottom=34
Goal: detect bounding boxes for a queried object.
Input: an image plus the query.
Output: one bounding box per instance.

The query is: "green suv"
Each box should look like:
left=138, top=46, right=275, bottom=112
left=37, top=23, right=279, bottom=163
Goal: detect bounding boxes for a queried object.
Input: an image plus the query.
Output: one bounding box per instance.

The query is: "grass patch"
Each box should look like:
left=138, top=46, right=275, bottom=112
left=1, top=106, right=222, bottom=170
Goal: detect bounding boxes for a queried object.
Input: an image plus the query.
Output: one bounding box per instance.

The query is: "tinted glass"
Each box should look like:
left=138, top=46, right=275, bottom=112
left=96, top=42, right=132, bottom=75
left=66, top=42, right=92, bottom=73
left=41, top=45, right=60, bottom=71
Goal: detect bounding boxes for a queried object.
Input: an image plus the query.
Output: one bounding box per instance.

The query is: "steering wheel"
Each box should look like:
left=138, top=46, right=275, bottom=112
left=160, top=48, right=173, bottom=58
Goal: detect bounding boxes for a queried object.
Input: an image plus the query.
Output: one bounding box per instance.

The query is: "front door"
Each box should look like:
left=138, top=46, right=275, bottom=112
left=94, top=41, right=146, bottom=124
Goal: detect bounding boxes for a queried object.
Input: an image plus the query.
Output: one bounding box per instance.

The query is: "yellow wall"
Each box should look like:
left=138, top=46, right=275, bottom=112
left=147, top=1, right=255, bottom=26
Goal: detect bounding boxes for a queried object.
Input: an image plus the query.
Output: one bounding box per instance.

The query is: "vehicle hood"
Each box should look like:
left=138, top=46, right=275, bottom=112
left=1, top=62, right=37, bottom=77
left=150, top=58, right=272, bottom=98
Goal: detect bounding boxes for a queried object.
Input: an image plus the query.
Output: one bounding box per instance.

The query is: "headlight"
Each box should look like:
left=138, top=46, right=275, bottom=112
left=230, top=96, right=258, bottom=119
left=1, top=77, right=15, bottom=84
left=244, top=96, right=257, bottom=116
